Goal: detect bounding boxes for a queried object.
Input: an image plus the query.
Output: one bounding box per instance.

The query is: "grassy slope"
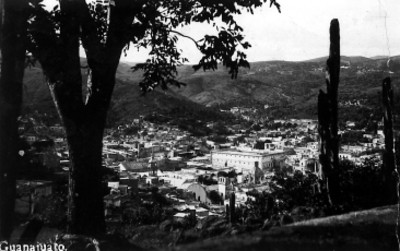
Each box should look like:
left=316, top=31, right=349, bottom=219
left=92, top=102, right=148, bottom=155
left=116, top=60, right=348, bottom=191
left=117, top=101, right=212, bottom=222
left=174, top=205, right=399, bottom=251
left=11, top=205, right=398, bottom=250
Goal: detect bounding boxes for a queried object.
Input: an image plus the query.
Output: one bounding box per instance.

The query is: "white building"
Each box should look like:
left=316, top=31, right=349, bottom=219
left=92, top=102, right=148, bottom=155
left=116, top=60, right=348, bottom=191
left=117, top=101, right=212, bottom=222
left=211, top=149, right=285, bottom=175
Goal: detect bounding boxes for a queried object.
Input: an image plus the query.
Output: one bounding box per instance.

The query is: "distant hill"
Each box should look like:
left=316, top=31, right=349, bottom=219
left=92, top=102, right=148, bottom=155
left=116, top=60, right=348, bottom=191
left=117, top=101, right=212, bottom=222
left=370, top=56, right=387, bottom=60
left=21, top=62, right=230, bottom=127
left=171, top=55, right=400, bottom=121
left=22, top=55, right=400, bottom=125
left=305, top=55, right=373, bottom=64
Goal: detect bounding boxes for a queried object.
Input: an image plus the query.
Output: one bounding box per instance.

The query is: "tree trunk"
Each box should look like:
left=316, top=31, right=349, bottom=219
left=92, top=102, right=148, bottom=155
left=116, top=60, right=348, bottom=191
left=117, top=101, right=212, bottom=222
left=30, top=0, right=130, bottom=236
left=66, top=121, right=106, bottom=236
left=0, top=0, right=27, bottom=240
left=46, top=59, right=119, bottom=236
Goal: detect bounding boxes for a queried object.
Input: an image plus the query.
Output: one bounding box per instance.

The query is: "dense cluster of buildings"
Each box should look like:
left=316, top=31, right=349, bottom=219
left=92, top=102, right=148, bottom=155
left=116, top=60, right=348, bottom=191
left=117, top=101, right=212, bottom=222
left=16, top=112, right=385, bottom=221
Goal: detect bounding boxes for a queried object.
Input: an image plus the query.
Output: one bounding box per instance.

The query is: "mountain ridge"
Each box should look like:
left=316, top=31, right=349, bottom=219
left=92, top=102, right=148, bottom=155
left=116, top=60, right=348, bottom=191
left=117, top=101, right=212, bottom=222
left=21, top=55, right=400, bottom=125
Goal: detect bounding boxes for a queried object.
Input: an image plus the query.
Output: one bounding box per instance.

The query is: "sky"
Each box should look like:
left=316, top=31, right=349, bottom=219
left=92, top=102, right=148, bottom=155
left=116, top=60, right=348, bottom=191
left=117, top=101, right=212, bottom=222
left=122, top=0, right=400, bottom=63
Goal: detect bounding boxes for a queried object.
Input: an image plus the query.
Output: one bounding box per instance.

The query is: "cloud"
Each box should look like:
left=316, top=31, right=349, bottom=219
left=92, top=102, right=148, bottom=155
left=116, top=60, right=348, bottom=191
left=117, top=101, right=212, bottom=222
left=122, top=0, right=400, bottom=62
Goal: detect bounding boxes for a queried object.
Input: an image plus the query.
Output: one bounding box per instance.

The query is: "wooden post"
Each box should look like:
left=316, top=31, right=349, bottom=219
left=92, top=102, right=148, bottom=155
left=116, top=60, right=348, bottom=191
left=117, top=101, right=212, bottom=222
left=382, top=77, right=398, bottom=205
left=318, top=19, right=341, bottom=206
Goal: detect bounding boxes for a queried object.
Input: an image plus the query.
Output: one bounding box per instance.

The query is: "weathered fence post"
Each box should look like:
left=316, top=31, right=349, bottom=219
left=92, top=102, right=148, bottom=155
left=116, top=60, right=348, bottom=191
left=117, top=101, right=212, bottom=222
left=318, top=19, right=341, bottom=206
left=382, top=77, right=398, bottom=205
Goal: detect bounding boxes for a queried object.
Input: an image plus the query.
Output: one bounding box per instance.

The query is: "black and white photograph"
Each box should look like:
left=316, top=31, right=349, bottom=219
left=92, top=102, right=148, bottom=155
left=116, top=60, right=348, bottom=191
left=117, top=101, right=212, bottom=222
left=0, top=0, right=400, bottom=250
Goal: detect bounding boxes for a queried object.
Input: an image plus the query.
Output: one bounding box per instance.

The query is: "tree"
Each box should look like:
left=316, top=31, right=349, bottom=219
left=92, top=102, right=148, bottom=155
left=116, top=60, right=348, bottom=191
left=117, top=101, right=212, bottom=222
left=302, top=136, right=314, bottom=144
left=213, top=121, right=230, bottom=135
left=0, top=0, right=29, bottom=240
left=270, top=170, right=320, bottom=212
left=336, top=159, right=386, bottom=211
left=123, top=126, right=139, bottom=136
left=252, top=123, right=261, bottom=131
left=25, top=0, right=281, bottom=237
left=254, top=140, right=265, bottom=150
left=244, top=190, right=275, bottom=220
left=208, top=190, right=223, bottom=205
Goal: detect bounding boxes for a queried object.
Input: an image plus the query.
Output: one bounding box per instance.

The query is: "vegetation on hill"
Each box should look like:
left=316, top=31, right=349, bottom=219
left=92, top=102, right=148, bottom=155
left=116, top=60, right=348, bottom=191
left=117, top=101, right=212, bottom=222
left=21, top=55, right=400, bottom=128
left=21, top=64, right=238, bottom=129
left=172, top=56, right=400, bottom=122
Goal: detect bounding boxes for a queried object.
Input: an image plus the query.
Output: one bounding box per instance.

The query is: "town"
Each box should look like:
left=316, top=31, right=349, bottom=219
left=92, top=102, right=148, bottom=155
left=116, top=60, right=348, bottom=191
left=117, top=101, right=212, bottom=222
left=15, top=105, right=385, bottom=234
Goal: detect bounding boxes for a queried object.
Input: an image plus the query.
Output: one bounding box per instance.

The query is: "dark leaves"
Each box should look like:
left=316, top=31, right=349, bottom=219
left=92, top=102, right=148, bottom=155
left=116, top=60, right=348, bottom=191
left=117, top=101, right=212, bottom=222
left=193, top=29, right=251, bottom=78
left=129, top=0, right=280, bottom=91
left=270, top=0, right=281, bottom=13
left=26, top=0, right=63, bottom=79
left=86, top=2, right=109, bottom=44
left=26, top=0, right=280, bottom=92
left=132, top=28, right=188, bottom=93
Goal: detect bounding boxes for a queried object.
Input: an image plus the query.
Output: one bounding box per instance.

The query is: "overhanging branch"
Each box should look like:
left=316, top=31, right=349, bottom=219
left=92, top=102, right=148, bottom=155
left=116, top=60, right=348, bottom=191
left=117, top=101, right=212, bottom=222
left=169, top=30, right=200, bottom=48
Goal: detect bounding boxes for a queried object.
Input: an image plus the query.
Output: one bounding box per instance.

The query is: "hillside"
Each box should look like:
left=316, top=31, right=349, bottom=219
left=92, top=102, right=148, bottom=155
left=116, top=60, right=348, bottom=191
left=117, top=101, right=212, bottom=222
left=174, top=205, right=398, bottom=251
left=22, top=55, right=400, bottom=125
left=21, top=63, right=228, bottom=127
left=8, top=204, right=398, bottom=251
left=171, top=56, right=400, bottom=120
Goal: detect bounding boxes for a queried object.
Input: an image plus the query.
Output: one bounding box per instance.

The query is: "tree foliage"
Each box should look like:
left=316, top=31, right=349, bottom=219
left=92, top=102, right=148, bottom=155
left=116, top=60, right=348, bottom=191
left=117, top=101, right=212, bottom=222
left=27, top=0, right=280, bottom=92
left=270, top=170, right=321, bottom=212
left=208, top=190, right=223, bottom=205
left=22, top=0, right=281, bottom=236
left=340, top=131, right=369, bottom=145
left=267, top=160, right=389, bottom=219
left=254, top=140, right=265, bottom=149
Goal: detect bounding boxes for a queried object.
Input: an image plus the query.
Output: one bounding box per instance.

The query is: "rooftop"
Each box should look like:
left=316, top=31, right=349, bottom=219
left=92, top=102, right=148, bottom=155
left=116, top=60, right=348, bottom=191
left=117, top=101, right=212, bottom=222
left=212, top=148, right=285, bottom=157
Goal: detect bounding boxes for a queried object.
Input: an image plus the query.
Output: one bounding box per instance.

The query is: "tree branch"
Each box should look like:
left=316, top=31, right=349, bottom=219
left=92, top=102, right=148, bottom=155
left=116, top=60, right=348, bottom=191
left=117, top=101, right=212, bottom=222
left=76, top=0, right=105, bottom=63
left=169, top=30, right=200, bottom=48
left=52, top=0, right=84, bottom=119
left=84, top=0, right=136, bottom=115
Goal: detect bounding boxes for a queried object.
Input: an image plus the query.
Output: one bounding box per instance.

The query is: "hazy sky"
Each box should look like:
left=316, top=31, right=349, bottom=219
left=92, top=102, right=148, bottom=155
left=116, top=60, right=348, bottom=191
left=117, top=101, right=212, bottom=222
left=122, top=0, right=400, bottom=63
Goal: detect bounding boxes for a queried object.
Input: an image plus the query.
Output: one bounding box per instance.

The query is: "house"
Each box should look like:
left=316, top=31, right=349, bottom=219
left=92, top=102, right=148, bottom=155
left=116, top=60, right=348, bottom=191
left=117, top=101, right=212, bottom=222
left=346, top=121, right=356, bottom=128
left=16, top=180, right=53, bottom=197
left=31, top=151, right=60, bottom=170
left=119, top=160, right=152, bottom=174
left=195, top=207, right=209, bottom=217
left=341, top=145, right=367, bottom=154
left=306, top=142, right=319, bottom=151
left=119, top=177, right=139, bottom=194
left=187, top=183, right=210, bottom=203
left=211, top=148, right=285, bottom=176
left=298, top=158, right=318, bottom=173
left=104, top=194, right=122, bottom=207
left=23, top=133, right=38, bottom=144
left=15, top=180, right=53, bottom=215
left=190, top=155, right=211, bottom=165
left=173, top=212, right=193, bottom=222
left=339, top=152, right=353, bottom=161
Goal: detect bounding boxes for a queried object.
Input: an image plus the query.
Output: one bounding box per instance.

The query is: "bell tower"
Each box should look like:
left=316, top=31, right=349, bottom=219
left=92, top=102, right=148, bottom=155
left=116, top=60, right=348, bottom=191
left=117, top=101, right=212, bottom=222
left=218, top=176, right=229, bottom=200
